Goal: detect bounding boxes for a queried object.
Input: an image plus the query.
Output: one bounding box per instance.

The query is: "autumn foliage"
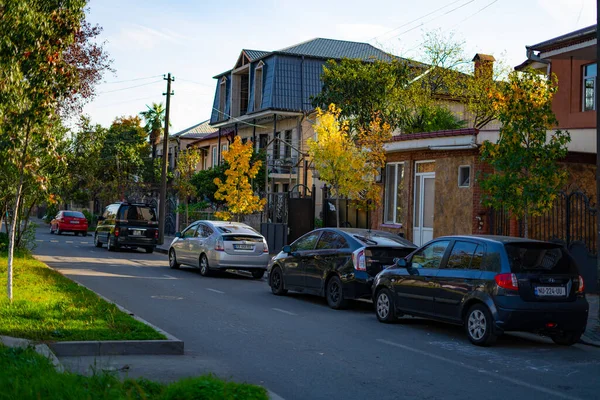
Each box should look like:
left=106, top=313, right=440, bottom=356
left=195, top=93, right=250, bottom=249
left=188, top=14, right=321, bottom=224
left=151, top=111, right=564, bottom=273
left=214, top=136, right=266, bottom=221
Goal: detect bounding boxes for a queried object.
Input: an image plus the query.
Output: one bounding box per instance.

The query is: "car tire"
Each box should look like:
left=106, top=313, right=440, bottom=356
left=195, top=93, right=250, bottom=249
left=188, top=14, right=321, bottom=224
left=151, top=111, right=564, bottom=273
left=270, top=267, right=287, bottom=295
left=251, top=269, right=265, bottom=279
left=375, top=288, right=397, bottom=323
left=94, top=234, right=102, bottom=248
left=551, top=331, right=582, bottom=346
left=144, top=246, right=154, bottom=254
left=50, top=225, right=54, bottom=234
left=465, top=304, right=497, bottom=346
left=326, top=275, right=347, bottom=310
left=107, top=235, right=119, bottom=252
left=56, top=229, right=62, bottom=235
left=169, top=249, right=180, bottom=269
left=199, top=254, right=211, bottom=277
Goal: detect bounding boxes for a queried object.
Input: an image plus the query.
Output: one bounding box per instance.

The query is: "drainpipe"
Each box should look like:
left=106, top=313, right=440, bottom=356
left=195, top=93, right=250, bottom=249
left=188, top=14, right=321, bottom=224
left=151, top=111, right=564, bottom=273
left=525, top=47, right=551, bottom=78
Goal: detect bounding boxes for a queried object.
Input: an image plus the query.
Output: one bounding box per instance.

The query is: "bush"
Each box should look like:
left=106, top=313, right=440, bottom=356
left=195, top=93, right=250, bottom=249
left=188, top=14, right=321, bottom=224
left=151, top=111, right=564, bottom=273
left=0, top=232, right=7, bottom=252
left=43, top=204, right=59, bottom=223
left=82, top=209, right=96, bottom=227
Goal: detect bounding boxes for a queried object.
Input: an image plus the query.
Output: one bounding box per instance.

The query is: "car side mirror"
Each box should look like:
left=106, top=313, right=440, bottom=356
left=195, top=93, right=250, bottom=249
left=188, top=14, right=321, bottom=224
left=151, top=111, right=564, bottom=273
left=394, top=258, right=407, bottom=268
left=175, top=232, right=182, bottom=238
left=282, top=245, right=292, bottom=254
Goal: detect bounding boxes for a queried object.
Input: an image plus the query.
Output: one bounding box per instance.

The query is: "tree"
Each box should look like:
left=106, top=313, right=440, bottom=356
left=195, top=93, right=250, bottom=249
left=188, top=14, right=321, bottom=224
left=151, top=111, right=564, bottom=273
left=214, top=136, right=266, bottom=221
left=140, top=102, right=167, bottom=159
left=191, top=164, right=227, bottom=205
left=479, top=70, right=570, bottom=238
left=308, top=104, right=369, bottom=227
left=174, top=149, right=202, bottom=226
left=0, top=0, right=110, bottom=301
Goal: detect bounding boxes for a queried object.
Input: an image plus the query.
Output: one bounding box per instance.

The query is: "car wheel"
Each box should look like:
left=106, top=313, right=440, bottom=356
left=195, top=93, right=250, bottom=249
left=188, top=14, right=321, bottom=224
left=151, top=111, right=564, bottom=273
left=375, top=288, right=397, bottom=323
left=94, top=234, right=102, bottom=248
left=465, top=304, right=497, bottom=346
left=199, top=254, right=211, bottom=277
left=251, top=269, right=265, bottom=279
left=144, top=246, right=154, bottom=254
left=551, top=331, right=582, bottom=346
left=326, top=275, right=347, bottom=310
left=56, top=229, right=62, bottom=235
left=169, top=249, right=180, bottom=269
left=107, top=235, right=119, bottom=252
left=270, top=267, right=287, bottom=295
left=49, top=225, right=54, bottom=234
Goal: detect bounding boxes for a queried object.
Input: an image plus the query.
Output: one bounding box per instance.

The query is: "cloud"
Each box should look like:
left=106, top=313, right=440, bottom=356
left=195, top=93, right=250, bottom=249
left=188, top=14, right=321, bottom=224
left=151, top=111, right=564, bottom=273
left=536, top=0, right=596, bottom=30
left=335, top=23, right=391, bottom=43
left=110, top=24, right=191, bottom=51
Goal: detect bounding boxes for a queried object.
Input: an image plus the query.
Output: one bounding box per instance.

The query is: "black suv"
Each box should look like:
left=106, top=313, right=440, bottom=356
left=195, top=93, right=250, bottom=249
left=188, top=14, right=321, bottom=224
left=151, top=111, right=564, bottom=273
left=94, top=202, right=159, bottom=253
left=372, top=236, right=588, bottom=346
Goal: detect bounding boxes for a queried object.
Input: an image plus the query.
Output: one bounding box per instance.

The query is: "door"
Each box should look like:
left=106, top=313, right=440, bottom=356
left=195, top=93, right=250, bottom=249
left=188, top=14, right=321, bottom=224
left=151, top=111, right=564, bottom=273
left=177, top=223, right=199, bottom=264
left=434, top=240, right=484, bottom=321
left=413, top=163, right=435, bottom=247
left=392, top=240, right=450, bottom=316
left=306, top=230, right=349, bottom=290
left=189, top=223, right=212, bottom=267
left=285, top=231, right=322, bottom=288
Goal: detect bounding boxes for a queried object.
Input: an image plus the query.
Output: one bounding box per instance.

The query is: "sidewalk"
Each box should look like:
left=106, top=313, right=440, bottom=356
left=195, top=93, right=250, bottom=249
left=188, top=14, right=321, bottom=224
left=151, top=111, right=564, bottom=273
left=582, top=294, right=600, bottom=347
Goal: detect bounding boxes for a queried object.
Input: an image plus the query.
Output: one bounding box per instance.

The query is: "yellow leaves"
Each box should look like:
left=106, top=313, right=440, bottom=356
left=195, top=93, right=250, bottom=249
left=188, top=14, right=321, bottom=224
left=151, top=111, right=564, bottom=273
left=214, top=136, right=265, bottom=220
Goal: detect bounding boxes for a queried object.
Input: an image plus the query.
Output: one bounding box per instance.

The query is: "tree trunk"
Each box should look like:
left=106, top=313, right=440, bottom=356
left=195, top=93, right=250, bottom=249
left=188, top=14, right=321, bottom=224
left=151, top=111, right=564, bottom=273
left=335, top=190, right=340, bottom=228
left=7, top=176, right=24, bottom=302
left=185, top=198, right=189, bottom=227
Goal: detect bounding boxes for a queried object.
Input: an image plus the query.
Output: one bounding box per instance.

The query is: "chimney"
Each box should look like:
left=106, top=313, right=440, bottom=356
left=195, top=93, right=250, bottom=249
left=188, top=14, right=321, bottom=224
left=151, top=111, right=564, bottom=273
left=472, top=53, right=495, bottom=80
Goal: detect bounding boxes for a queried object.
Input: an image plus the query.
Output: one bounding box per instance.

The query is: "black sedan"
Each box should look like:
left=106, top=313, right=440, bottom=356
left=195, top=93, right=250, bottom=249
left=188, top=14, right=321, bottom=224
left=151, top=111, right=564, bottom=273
left=372, top=235, right=588, bottom=346
left=267, top=228, right=416, bottom=309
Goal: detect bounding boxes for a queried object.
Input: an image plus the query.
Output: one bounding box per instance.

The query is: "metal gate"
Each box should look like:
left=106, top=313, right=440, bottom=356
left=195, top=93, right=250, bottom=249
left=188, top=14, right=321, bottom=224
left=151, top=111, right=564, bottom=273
left=322, top=187, right=370, bottom=229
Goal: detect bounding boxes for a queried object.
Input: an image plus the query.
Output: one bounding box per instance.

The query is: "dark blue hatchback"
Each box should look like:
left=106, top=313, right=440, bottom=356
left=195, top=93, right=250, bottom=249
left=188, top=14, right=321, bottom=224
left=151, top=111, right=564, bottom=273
left=372, top=235, right=588, bottom=346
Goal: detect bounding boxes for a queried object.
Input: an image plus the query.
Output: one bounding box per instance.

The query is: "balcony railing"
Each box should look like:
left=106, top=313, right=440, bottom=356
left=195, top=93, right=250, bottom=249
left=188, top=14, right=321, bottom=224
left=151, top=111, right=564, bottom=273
left=267, top=155, right=298, bottom=175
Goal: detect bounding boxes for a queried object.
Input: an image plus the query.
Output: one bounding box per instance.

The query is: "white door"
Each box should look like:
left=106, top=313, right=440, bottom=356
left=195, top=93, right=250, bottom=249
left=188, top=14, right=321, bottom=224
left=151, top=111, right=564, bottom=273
left=413, top=173, right=435, bottom=247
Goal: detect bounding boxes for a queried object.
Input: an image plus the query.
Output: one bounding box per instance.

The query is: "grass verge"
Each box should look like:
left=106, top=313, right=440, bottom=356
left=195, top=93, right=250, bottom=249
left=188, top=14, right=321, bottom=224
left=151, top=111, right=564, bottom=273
left=0, top=345, right=268, bottom=400
left=0, top=252, right=165, bottom=341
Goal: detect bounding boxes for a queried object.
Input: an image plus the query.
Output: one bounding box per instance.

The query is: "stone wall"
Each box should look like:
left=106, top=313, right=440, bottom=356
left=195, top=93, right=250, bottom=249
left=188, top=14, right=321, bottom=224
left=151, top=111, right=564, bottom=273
left=434, top=157, right=474, bottom=237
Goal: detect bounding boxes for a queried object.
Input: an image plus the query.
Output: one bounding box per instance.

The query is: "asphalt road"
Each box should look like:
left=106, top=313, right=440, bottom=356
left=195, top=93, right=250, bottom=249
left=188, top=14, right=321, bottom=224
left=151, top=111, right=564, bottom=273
left=33, top=229, right=600, bottom=400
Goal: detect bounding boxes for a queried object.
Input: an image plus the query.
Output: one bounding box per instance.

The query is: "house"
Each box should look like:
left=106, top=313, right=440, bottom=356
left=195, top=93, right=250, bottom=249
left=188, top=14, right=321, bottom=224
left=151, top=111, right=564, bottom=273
left=156, top=119, right=217, bottom=171
left=208, top=38, right=399, bottom=211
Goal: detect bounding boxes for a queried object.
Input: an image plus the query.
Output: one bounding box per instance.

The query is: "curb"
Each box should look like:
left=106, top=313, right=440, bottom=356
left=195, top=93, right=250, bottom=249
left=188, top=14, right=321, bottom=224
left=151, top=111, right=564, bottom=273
left=1, top=336, right=64, bottom=373
left=156, top=246, right=168, bottom=255
left=33, top=255, right=184, bottom=357
left=580, top=338, right=600, bottom=348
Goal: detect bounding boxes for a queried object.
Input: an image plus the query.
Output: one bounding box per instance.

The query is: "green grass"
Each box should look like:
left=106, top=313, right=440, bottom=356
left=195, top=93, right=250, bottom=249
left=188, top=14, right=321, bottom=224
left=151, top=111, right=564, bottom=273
left=0, top=252, right=165, bottom=341
left=0, top=345, right=268, bottom=400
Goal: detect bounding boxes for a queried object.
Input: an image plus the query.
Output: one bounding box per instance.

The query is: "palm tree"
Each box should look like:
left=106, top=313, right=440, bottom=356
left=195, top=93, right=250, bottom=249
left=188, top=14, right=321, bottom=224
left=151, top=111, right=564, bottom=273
left=140, top=102, right=167, bottom=159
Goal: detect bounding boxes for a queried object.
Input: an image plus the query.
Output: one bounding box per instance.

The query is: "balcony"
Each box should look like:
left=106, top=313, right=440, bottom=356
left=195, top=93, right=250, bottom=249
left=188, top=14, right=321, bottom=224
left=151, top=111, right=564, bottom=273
left=267, top=155, right=298, bottom=176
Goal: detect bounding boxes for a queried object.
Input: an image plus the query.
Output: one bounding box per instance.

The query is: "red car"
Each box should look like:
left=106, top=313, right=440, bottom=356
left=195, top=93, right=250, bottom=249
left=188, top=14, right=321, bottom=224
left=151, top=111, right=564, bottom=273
left=50, top=210, right=89, bottom=236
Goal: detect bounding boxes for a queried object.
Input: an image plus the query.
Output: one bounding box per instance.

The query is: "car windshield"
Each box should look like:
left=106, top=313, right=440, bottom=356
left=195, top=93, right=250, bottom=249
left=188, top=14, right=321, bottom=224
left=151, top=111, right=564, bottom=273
left=63, top=211, right=85, bottom=218
left=118, top=205, right=157, bottom=222
left=505, top=243, right=578, bottom=274
left=217, top=225, right=257, bottom=234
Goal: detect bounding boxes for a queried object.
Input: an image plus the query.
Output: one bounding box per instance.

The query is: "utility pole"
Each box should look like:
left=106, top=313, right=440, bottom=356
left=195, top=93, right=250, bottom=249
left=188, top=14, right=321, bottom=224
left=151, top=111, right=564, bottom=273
left=159, top=73, right=174, bottom=245
left=596, top=10, right=599, bottom=301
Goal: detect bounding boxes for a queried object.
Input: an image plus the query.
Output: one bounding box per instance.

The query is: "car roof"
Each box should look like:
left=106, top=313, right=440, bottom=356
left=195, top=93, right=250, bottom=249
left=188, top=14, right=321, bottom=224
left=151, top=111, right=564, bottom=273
left=436, top=235, right=550, bottom=245
left=193, top=220, right=260, bottom=234
left=318, top=228, right=416, bottom=248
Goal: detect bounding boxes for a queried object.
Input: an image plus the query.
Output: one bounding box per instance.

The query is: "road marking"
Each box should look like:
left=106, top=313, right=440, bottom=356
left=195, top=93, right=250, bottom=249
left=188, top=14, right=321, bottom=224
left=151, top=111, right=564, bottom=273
left=80, top=241, right=89, bottom=244
left=206, top=288, right=225, bottom=294
left=66, top=241, right=73, bottom=244
left=35, top=240, right=43, bottom=242
left=376, top=339, right=582, bottom=400
left=267, top=390, right=286, bottom=400
left=163, top=274, right=177, bottom=279
left=50, top=240, right=59, bottom=243
left=272, top=308, right=297, bottom=316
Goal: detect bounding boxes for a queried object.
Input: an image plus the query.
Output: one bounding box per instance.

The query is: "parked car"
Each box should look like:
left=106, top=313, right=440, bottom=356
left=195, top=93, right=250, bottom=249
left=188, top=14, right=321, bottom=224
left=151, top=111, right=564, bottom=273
left=50, top=210, right=88, bottom=236
left=168, top=220, right=270, bottom=279
left=372, top=235, right=588, bottom=346
left=267, top=228, right=417, bottom=309
left=94, top=202, right=158, bottom=253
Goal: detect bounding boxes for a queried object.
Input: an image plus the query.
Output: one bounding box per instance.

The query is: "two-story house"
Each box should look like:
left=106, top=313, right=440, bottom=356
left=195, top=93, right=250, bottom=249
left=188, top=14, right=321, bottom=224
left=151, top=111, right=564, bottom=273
left=208, top=38, right=397, bottom=210
left=156, top=119, right=217, bottom=171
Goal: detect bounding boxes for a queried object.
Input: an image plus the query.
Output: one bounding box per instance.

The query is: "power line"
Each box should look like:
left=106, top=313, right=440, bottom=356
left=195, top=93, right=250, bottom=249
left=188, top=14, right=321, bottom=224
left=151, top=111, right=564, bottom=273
left=211, top=107, right=269, bottom=129
left=103, top=75, right=163, bottom=84
left=97, top=80, right=163, bottom=94
left=178, top=77, right=214, bottom=88
left=452, top=0, right=499, bottom=27
left=93, top=95, right=159, bottom=108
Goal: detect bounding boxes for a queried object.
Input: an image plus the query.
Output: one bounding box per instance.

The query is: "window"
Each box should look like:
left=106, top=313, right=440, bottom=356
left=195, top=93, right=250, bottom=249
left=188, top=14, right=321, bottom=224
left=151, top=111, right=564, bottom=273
left=259, top=134, right=268, bottom=151
left=103, top=205, right=119, bottom=219
left=254, top=62, right=264, bottom=111
left=410, top=240, right=450, bottom=269
left=284, top=130, right=292, bottom=158
left=273, top=131, right=280, bottom=159
left=221, top=144, right=228, bottom=159
left=458, top=165, right=471, bottom=188
left=219, top=77, right=227, bottom=120
left=384, top=163, right=405, bottom=224
left=64, top=211, right=85, bottom=218
left=182, top=223, right=199, bottom=238
left=212, top=146, right=217, bottom=167
left=316, top=231, right=349, bottom=250
left=446, top=241, right=479, bottom=269
left=118, top=205, right=157, bottom=222
left=583, top=63, right=597, bottom=111
left=291, top=231, right=321, bottom=251
left=198, top=224, right=213, bottom=238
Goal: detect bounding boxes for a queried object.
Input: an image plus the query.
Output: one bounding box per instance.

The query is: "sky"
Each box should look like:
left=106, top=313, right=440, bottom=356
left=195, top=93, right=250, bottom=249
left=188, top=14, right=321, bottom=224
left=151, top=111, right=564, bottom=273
left=83, top=0, right=597, bottom=133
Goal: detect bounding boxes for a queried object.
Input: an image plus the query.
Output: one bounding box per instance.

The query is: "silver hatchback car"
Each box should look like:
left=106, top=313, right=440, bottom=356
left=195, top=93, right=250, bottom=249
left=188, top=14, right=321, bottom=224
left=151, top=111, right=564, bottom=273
left=168, top=220, right=270, bottom=279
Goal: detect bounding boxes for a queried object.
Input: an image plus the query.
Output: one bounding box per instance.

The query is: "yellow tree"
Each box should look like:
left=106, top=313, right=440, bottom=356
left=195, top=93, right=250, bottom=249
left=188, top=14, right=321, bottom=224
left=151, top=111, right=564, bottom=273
left=174, top=149, right=202, bottom=226
left=214, top=136, right=266, bottom=221
left=309, top=104, right=368, bottom=227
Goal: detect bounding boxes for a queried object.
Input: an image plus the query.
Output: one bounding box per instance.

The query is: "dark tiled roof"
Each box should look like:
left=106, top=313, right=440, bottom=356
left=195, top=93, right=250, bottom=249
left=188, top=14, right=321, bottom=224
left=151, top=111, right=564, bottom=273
left=173, top=120, right=217, bottom=139
left=390, top=128, right=479, bottom=142
left=277, top=38, right=395, bottom=61
left=527, top=24, right=596, bottom=52
left=244, top=49, right=271, bottom=60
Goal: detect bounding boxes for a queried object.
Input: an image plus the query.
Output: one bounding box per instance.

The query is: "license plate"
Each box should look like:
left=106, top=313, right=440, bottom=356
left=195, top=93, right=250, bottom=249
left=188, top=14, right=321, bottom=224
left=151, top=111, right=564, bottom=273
left=70, top=221, right=79, bottom=224
left=132, top=230, right=143, bottom=236
left=535, top=286, right=566, bottom=296
left=234, top=244, right=253, bottom=250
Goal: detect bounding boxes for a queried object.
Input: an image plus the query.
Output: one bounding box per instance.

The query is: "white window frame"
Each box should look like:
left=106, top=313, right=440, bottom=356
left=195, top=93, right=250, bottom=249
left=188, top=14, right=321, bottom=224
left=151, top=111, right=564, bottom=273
left=458, top=165, right=471, bottom=188
left=218, top=77, right=227, bottom=119
left=583, top=63, right=597, bottom=112
left=254, top=61, right=264, bottom=111
left=211, top=146, right=217, bottom=167
left=384, top=162, right=405, bottom=225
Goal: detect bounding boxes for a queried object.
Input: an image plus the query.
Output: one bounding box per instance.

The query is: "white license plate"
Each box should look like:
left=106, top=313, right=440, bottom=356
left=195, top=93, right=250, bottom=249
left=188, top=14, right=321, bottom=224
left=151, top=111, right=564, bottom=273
left=70, top=221, right=79, bottom=224
left=535, top=286, right=566, bottom=296
left=234, top=244, right=253, bottom=250
left=132, top=230, right=143, bottom=236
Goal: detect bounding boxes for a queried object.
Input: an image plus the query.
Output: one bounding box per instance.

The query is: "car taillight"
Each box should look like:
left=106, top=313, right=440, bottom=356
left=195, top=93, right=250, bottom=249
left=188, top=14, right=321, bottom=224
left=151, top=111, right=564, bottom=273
left=262, top=239, right=269, bottom=253
left=215, top=237, right=224, bottom=251
left=576, top=275, right=585, bottom=293
left=114, top=228, right=119, bottom=237
left=352, top=248, right=366, bottom=271
left=154, top=230, right=159, bottom=239
left=495, top=273, right=518, bottom=291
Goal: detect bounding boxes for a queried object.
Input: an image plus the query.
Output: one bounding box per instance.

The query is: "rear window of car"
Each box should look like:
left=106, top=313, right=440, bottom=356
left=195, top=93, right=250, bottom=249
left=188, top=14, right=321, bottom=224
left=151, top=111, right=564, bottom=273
left=217, top=225, right=258, bottom=234
left=118, top=206, right=157, bottom=222
left=63, top=211, right=85, bottom=218
left=504, top=243, right=578, bottom=274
